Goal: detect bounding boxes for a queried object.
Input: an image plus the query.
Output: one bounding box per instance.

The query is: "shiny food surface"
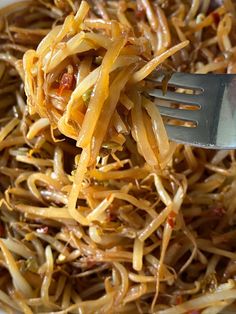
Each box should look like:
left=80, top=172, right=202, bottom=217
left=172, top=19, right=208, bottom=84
left=0, top=1, right=236, bottom=314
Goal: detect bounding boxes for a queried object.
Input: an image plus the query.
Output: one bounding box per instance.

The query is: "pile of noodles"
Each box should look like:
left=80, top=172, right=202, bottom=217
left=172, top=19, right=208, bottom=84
left=0, top=0, right=236, bottom=313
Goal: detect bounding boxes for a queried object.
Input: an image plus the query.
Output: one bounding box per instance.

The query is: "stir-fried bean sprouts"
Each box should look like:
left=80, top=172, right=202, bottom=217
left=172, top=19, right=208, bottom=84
left=0, top=0, right=236, bottom=313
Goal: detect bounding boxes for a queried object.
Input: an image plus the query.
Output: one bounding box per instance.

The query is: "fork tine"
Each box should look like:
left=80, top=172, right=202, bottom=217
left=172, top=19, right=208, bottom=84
left=158, top=106, right=200, bottom=122
left=149, top=72, right=207, bottom=90
left=165, top=124, right=199, bottom=144
left=148, top=89, right=202, bottom=106
left=167, top=73, right=207, bottom=89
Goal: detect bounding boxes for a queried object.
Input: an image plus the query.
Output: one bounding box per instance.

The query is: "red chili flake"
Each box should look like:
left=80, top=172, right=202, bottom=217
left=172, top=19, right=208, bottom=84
left=136, top=8, right=145, bottom=19
left=106, top=208, right=116, bottom=222
left=136, top=1, right=145, bottom=19
left=167, top=211, right=176, bottom=229
left=175, top=295, right=183, bottom=305
left=86, top=259, right=96, bottom=269
left=58, top=72, right=75, bottom=96
left=36, top=226, right=49, bottom=234
left=212, top=12, right=220, bottom=26
left=212, top=207, right=226, bottom=217
left=0, top=224, right=5, bottom=237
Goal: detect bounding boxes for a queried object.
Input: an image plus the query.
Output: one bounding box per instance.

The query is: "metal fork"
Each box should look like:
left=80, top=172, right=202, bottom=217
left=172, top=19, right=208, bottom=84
left=147, top=73, right=236, bottom=149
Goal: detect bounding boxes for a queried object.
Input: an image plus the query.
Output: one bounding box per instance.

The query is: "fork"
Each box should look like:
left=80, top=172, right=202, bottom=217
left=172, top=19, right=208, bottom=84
left=147, top=73, right=236, bottom=149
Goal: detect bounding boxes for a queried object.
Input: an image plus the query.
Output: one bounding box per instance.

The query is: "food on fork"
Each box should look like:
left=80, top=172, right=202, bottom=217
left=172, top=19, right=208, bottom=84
left=0, top=0, right=236, bottom=313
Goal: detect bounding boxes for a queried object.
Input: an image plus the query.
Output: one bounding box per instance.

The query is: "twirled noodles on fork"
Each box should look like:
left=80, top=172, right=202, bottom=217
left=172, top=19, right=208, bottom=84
left=0, top=0, right=236, bottom=313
